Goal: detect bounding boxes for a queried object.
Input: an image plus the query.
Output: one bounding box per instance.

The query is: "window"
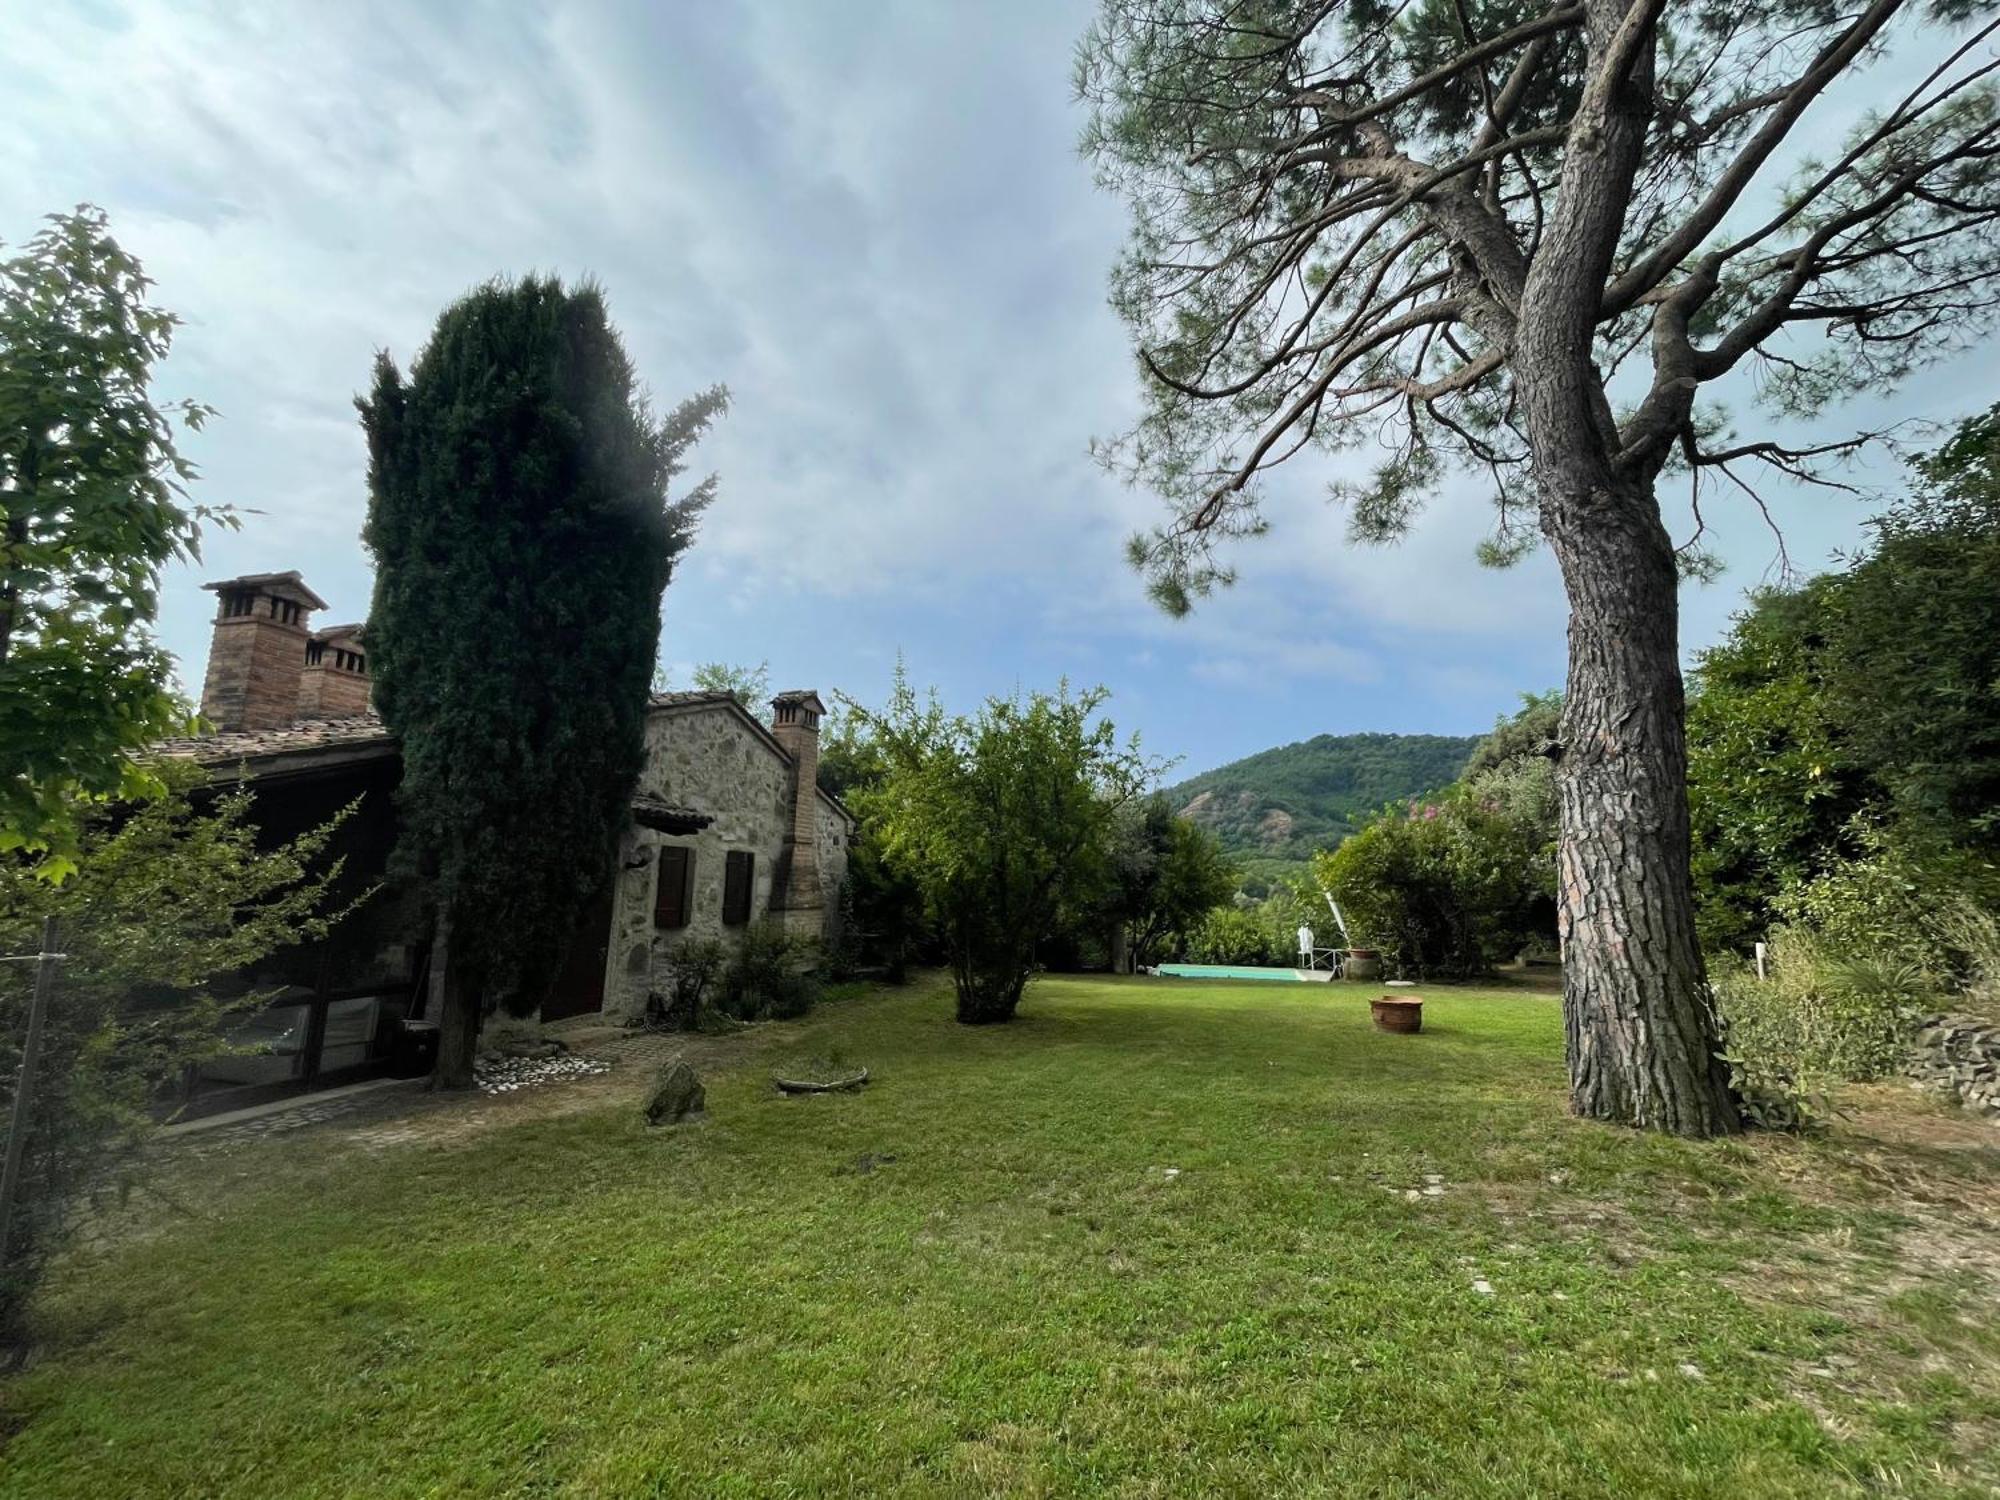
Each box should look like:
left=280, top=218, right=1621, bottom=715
left=721, top=850, right=755, bottom=926
left=654, top=845, right=695, bottom=929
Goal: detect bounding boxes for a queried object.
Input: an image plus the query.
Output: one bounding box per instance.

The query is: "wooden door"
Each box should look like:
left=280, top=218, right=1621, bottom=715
left=543, top=880, right=616, bottom=1022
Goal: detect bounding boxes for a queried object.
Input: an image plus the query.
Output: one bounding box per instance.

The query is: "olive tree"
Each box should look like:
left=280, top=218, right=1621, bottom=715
left=1079, top=0, right=1999, bottom=1134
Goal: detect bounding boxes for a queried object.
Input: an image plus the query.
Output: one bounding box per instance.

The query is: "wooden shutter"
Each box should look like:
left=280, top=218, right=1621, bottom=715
left=722, top=850, right=754, bottom=926
left=654, top=845, right=694, bottom=929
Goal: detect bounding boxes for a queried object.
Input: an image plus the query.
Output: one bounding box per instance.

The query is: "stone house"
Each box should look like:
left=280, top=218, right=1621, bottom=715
left=159, top=569, right=855, bottom=1111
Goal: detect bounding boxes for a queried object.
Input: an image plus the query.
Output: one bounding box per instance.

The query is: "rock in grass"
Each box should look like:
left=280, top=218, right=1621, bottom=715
left=645, top=1060, right=705, bottom=1126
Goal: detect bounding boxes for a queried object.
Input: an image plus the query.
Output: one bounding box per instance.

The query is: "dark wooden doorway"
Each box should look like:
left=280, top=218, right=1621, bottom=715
left=543, top=880, right=616, bottom=1022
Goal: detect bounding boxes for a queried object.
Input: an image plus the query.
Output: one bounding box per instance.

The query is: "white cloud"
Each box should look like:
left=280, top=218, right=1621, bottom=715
left=2, top=0, right=1989, bottom=771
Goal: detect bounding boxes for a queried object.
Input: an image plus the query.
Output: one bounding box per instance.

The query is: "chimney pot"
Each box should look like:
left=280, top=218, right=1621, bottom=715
left=198, top=571, right=327, bottom=732
left=297, top=623, right=372, bottom=720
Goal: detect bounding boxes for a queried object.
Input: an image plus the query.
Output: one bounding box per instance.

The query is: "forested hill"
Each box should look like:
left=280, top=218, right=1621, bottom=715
left=1165, top=732, right=1479, bottom=869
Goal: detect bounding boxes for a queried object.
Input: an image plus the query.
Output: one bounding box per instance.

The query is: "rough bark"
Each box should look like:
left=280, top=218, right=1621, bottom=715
left=1540, top=480, right=1742, bottom=1136
left=1499, top=3, right=1738, bottom=1137
left=432, top=958, right=481, bottom=1091
left=953, top=968, right=1027, bottom=1025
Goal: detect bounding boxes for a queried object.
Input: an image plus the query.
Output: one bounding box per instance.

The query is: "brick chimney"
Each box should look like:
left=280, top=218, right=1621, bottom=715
left=199, top=572, right=327, bottom=732
left=297, top=624, right=371, bottom=720
left=768, top=690, right=825, bottom=931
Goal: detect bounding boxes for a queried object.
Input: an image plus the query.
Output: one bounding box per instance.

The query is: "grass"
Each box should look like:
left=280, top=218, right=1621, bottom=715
left=3, top=974, right=1998, bottom=1497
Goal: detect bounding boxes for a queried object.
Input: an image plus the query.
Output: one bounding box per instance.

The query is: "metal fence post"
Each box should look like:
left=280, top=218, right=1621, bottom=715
left=0, top=917, right=62, bottom=1266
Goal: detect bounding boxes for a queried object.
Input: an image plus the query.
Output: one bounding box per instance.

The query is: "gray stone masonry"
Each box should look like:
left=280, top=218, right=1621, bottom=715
left=1908, top=1013, right=2000, bottom=1121
left=603, top=696, right=854, bottom=1021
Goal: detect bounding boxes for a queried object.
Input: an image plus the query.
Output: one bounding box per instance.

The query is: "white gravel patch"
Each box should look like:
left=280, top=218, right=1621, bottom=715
left=473, top=1054, right=612, bottom=1095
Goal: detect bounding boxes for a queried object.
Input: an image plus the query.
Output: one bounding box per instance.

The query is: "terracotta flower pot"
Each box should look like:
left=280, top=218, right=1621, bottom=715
left=1345, top=949, right=1381, bottom=981
left=1370, top=995, right=1423, bottom=1034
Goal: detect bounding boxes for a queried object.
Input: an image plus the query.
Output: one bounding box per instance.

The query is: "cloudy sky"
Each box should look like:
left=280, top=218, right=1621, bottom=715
left=5, top=2, right=1987, bottom=777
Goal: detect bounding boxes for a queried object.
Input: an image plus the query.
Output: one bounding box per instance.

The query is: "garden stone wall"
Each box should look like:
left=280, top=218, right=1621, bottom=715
left=1907, top=1014, right=2000, bottom=1121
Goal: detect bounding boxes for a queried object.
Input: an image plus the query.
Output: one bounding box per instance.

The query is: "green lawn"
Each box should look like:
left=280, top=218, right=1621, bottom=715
left=3, top=975, right=1998, bottom=1497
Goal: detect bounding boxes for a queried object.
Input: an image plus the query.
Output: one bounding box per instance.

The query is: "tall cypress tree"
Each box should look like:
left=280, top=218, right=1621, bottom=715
left=359, top=277, right=726, bottom=1086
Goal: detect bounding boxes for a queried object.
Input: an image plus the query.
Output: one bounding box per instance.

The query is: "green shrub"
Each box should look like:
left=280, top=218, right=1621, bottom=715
left=1184, top=906, right=1288, bottom=966
left=0, top=769, right=355, bottom=1349
left=1936, top=902, right=2000, bottom=1017
left=648, top=938, right=727, bottom=1030
left=716, top=923, right=821, bottom=1022
left=1713, top=927, right=1933, bottom=1129
left=1314, top=789, right=1551, bottom=980
left=1772, top=821, right=2000, bottom=985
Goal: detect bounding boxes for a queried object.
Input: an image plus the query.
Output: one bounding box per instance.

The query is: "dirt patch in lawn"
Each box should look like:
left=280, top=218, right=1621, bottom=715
left=336, top=1025, right=766, bottom=1152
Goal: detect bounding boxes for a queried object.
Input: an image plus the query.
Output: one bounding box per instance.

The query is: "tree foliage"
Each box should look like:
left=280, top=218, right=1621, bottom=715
left=851, top=670, right=1161, bottom=1023
left=1078, top=2, right=1999, bottom=592
left=1316, top=785, right=1552, bottom=979
left=657, top=659, right=770, bottom=708
left=1462, top=691, right=1562, bottom=778
left=359, top=276, right=725, bottom=1082
left=1688, top=408, right=2000, bottom=952
left=0, top=763, right=354, bottom=1347
left=1, top=207, right=228, bottom=876
left=1101, top=794, right=1240, bottom=964
left=1078, top=0, right=1999, bottom=1136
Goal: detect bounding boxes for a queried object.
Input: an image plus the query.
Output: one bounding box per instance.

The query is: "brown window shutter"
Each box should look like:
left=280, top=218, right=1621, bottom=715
left=722, top=850, right=754, bottom=926
left=655, top=846, right=694, bottom=929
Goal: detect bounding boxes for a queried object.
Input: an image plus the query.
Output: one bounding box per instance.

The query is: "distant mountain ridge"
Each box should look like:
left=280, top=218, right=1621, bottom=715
left=1166, top=731, right=1479, bottom=868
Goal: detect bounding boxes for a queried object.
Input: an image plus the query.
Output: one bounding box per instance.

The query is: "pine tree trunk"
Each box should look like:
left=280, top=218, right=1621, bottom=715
left=1541, top=481, right=1741, bottom=1136
left=433, top=959, right=481, bottom=1091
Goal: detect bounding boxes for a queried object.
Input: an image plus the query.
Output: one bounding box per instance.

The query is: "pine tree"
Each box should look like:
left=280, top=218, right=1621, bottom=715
left=1079, top=0, right=1999, bottom=1135
left=359, top=277, right=725, bottom=1086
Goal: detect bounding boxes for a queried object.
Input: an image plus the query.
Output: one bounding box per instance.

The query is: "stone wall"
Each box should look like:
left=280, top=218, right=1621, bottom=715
left=1908, top=1013, right=2000, bottom=1121
left=814, top=793, right=851, bottom=917
left=602, top=701, right=852, bottom=1020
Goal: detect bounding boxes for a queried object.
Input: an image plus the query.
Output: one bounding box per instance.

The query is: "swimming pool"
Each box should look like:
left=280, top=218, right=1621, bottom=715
left=1151, top=964, right=1334, bottom=983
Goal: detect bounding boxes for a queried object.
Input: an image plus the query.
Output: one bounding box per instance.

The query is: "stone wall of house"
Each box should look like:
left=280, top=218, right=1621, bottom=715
left=814, top=793, right=851, bottom=916
left=1908, top=1013, right=2000, bottom=1121
left=602, top=702, right=852, bottom=1020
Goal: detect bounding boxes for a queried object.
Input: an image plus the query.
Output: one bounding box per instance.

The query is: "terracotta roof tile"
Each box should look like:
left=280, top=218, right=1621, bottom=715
left=648, top=690, right=742, bottom=709
left=151, top=713, right=394, bottom=764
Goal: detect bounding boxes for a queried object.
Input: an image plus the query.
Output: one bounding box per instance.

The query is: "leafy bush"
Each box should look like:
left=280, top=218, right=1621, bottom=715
left=1315, top=788, right=1551, bottom=980
left=0, top=768, right=354, bottom=1349
left=1183, top=905, right=1288, bottom=965
left=1713, top=927, right=1933, bottom=1130
left=647, top=938, right=727, bottom=1030
left=1936, top=902, right=2000, bottom=1017
left=1771, top=820, right=2000, bottom=985
left=850, top=670, right=1157, bottom=1025
left=715, top=922, right=821, bottom=1022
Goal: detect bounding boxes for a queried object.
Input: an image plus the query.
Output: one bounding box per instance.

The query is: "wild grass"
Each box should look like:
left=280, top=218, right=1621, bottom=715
left=1, top=974, right=1995, bottom=1497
